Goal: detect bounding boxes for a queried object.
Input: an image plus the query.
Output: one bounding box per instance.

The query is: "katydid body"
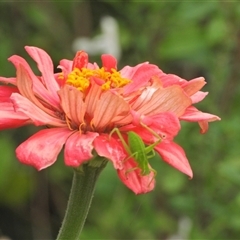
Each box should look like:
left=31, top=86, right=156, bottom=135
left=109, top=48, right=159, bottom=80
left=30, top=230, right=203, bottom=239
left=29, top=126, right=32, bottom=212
left=128, top=131, right=159, bottom=175
left=110, top=126, right=161, bottom=176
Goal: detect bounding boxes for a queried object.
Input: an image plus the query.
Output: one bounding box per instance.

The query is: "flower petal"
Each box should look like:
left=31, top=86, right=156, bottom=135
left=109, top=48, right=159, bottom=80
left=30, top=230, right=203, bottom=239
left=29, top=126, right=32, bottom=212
left=101, top=54, right=117, bottom=72
left=121, top=63, right=163, bottom=95
left=72, top=51, right=88, bottom=69
left=0, top=86, right=19, bottom=101
left=93, top=134, right=126, bottom=169
left=191, top=91, right=208, bottom=104
left=57, top=59, right=73, bottom=86
left=117, top=158, right=155, bottom=194
left=25, top=46, right=60, bottom=100
left=182, top=77, right=206, bottom=96
left=10, top=93, right=66, bottom=127
left=180, top=106, right=221, bottom=134
left=158, top=73, right=186, bottom=87
left=132, top=84, right=192, bottom=117
left=58, top=85, right=86, bottom=127
left=16, top=128, right=72, bottom=170
left=181, top=106, right=220, bottom=122
left=129, top=111, right=181, bottom=142
left=58, top=59, right=73, bottom=73
left=155, top=141, right=193, bottom=178
left=16, top=64, right=60, bottom=115
left=0, top=102, right=31, bottom=130
left=85, top=83, right=102, bottom=119
left=0, top=76, right=17, bottom=85
left=64, top=131, right=98, bottom=167
left=8, top=54, right=59, bottom=108
left=92, top=90, right=132, bottom=131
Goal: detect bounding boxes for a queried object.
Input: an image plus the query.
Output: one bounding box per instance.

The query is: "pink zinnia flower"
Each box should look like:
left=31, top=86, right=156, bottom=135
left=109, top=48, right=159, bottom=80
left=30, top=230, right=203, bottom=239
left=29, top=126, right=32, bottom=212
left=0, top=46, right=220, bottom=194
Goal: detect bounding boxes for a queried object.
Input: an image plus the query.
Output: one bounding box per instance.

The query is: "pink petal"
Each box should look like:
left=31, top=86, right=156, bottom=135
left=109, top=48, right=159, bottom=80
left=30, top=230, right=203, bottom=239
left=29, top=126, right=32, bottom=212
left=180, top=106, right=221, bottom=122
left=10, top=93, right=66, bottom=127
left=182, top=77, right=206, bottom=96
left=129, top=111, right=181, bottom=142
left=117, top=158, right=155, bottom=194
left=16, top=128, right=73, bottom=170
left=25, top=46, right=60, bottom=101
left=0, top=102, right=31, bottom=130
left=8, top=55, right=60, bottom=108
left=64, top=131, right=99, bottom=167
left=57, top=59, right=73, bottom=86
left=58, top=85, right=86, bottom=126
left=0, top=86, right=19, bottom=101
left=16, top=64, right=59, bottom=115
left=93, top=134, right=126, bottom=169
left=132, top=85, right=192, bottom=117
left=198, top=120, right=209, bottom=134
left=58, top=59, right=73, bottom=73
left=121, top=63, right=163, bottom=95
left=149, top=112, right=181, bottom=139
left=72, top=51, right=88, bottom=69
left=159, top=73, right=187, bottom=88
left=92, top=90, right=132, bottom=131
left=191, top=91, right=208, bottom=104
left=101, top=54, right=117, bottom=72
left=0, top=76, right=17, bottom=85
left=85, top=83, right=102, bottom=119
left=155, top=141, right=193, bottom=178
left=180, top=106, right=220, bottom=134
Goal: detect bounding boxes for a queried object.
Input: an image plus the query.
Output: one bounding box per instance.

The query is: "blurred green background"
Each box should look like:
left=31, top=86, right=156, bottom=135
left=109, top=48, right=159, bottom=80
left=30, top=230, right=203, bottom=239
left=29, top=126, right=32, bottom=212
left=0, top=1, right=239, bottom=239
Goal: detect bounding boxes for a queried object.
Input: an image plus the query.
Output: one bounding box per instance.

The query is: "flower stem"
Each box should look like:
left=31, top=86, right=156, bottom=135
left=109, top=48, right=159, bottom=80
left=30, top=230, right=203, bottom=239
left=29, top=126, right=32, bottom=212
left=57, top=157, right=107, bottom=240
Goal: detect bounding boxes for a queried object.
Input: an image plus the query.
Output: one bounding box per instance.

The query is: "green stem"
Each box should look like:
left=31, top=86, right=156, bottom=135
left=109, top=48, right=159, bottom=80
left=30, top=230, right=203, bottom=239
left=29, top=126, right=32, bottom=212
left=57, top=157, right=107, bottom=240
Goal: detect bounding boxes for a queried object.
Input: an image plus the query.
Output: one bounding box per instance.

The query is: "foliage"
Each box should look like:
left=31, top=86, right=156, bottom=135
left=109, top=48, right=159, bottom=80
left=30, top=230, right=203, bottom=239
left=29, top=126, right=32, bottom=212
left=0, top=1, right=239, bottom=239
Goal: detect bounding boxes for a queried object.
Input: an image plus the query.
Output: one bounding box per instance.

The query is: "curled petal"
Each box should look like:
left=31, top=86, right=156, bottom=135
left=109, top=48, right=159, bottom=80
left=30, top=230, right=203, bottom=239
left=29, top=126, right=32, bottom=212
left=198, top=121, right=210, bottom=134
left=64, top=131, right=99, bottom=167
left=0, top=76, right=17, bottom=85
left=25, top=46, right=60, bottom=101
left=10, top=93, right=66, bottom=127
left=182, top=77, right=206, bottom=97
left=117, top=158, right=155, bottom=194
left=180, top=106, right=221, bottom=133
left=8, top=55, right=59, bottom=108
left=16, top=64, right=59, bottom=115
left=0, top=102, right=31, bottom=130
left=181, top=106, right=221, bottom=122
left=58, top=59, right=73, bottom=73
left=16, top=128, right=73, bottom=170
left=155, top=141, right=193, bottom=178
left=191, top=91, right=208, bottom=104
left=93, top=134, right=126, bottom=170
left=57, top=59, right=73, bottom=86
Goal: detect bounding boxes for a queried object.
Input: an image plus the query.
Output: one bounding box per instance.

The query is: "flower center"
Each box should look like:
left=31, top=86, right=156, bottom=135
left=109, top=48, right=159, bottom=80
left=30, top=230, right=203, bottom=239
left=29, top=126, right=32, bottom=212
left=66, top=67, right=131, bottom=92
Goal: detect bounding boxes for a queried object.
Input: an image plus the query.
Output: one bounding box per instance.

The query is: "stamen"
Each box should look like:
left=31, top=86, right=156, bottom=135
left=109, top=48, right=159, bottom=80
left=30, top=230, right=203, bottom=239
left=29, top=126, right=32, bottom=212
left=65, top=66, right=131, bottom=92
left=90, top=119, right=96, bottom=131
left=66, top=68, right=93, bottom=92
left=58, top=72, right=64, bottom=80
left=65, top=115, right=74, bottom=130
left=79, top=122, right=87, bottom=134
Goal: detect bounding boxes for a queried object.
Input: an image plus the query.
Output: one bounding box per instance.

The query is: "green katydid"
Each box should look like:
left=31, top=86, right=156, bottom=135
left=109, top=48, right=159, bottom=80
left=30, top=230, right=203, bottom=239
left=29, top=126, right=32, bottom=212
left=110, top=122, right=162, bottom=177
